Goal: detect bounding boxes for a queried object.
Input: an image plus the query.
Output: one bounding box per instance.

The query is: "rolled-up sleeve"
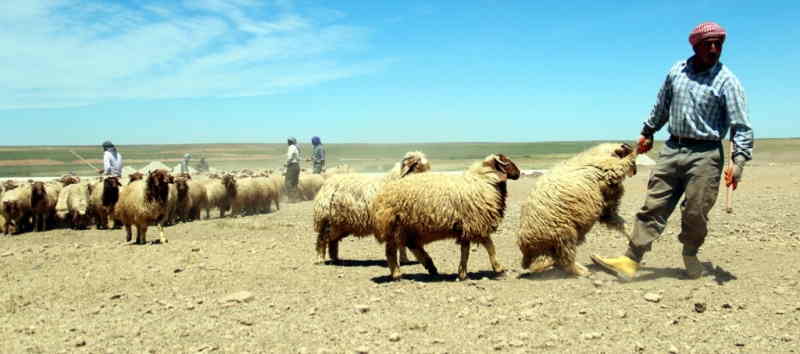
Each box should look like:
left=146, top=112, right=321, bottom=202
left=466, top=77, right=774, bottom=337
left=723, top=77, right=753, bottom=161
left=642, top=72, right=673, bottom=136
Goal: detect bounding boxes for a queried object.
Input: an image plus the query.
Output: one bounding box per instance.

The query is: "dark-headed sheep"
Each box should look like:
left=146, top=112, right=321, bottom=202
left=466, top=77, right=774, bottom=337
left=374, top=154, right=521, bottom=281
left=115, top=169, right=172, bottom=244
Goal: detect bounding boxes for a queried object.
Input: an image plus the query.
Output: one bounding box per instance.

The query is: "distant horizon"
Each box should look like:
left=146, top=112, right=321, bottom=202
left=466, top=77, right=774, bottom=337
left=1, top=136, right=797, bottom=148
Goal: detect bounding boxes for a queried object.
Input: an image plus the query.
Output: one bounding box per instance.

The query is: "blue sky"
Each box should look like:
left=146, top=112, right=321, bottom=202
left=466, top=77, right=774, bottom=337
left=1, top=0, right=797, bottom=145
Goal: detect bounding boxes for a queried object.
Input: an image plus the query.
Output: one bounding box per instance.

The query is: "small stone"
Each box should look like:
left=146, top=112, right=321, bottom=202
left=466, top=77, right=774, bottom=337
left=582, top=332, right=602, bottom=340
left=509, top=340, right=524, bottom=348
left=1, top=252, right=13, bottom=257
left=644, top=293, right=662, bottom=303
left=431, top=339, right=444, bottom=344
left=218, top=291, right=254, bottom=304
left=668, top=344, right=679, bottom=353
left=75, top=339, right=86, bottom=347
left=578, top=309, right=588, bottom=315
left=388, top=333, right=401, bottom=342
left=109, top=293, right=124, bottom=300
left=237, top=319, right=254, bottom=326
left=616, top=310, right=627, bottom=318
left=191, top=248, right=200, bottom=252
left=694, top=302, right=707, bottom=313
left=490, top=318, right=501, bottom=325
left=354, top=305, right=370, bottom=313
left=354, top=346, right=369, bottom=354
left=592, top=280, right=603, bottom=288
left=721, top=303, right=733, bottom=309
left=174, top=268, right=184, bottom=273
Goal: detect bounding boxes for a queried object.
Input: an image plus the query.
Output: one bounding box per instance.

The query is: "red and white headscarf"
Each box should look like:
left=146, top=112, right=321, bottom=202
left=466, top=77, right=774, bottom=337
left=689, top=22, right=726, bottom=47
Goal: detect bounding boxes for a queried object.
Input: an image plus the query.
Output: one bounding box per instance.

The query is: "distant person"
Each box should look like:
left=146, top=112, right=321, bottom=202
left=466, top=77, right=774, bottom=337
left=196, top=157, right=209, bottom=172
left=591, top=22, right=753, bottom=280
left=181, top=153, right=192, bottom=174
left=285, top=137, right=301, bottom=202
left=98, top=140, right=123, bottom=177
left=311, top=136, right=326, bottom=174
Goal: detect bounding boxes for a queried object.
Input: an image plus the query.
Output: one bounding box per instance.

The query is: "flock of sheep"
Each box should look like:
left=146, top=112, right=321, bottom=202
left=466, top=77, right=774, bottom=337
left=1, top=142, right=638, bottom=280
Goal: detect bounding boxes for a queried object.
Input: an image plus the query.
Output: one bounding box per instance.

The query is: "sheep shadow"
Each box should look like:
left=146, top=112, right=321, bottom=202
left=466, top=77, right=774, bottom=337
left=517, top=269, right=578, bottom=281
left=370, top=270, right=501, bottom=284
left=323, top=259, right=420, bottom=268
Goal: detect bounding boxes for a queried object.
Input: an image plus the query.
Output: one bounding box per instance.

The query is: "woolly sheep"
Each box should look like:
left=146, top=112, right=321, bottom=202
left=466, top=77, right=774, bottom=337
left=231, top=177, right=261, bottom=216
left=185, top=178, right=208, bottom=221
left=517, top=143, right=637, bottom=277
left=297, top=173, right=325, bottom=201
left=203, top=174, right=237, bottom=218
left=252, top=176, right=279, bottom=213
left=313, top=151, right=431, bottom=264
left=374, top=154, right=521, bottom=281
left=30, top=181, right=61, bottom=232
left=115, top=169, right=172, bottom=244
left=161, top=175, right=189, bottom=225
left=55, top=182, right=93, bottom=229
left=2, top=183, right=33, bottom=235
left=90, top=177, right=122, bottom=229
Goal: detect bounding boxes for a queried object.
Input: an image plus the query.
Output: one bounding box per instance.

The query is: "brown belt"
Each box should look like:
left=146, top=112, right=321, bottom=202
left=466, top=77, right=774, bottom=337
left=668, top=135, right=720, bottom=145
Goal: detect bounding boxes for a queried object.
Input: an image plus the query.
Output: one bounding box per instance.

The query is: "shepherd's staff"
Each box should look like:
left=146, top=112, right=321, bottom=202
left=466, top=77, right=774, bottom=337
left=724, top=140, right=734, bottom=213
left=69, top=150, right=99, bottom=171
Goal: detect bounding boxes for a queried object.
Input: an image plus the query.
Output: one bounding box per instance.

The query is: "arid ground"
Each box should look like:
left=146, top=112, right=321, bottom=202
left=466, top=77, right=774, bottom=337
left=1, top=146, right=799, bottom=353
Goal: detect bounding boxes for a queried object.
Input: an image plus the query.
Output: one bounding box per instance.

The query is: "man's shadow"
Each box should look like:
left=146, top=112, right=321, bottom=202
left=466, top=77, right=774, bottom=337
left=518, top=262, right=737, bottom=284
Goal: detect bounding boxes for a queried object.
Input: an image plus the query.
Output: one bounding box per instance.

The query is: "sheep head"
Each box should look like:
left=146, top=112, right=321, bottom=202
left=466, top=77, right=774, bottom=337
left=399, top=151, right=431, bottom=177
left=2, top=180, right=18, bottom=190
left=613, top=143, right=637, bottom=177
left=488, top=154, right=521, bottom=181
left=128, top=172, right=144, bottom=183
left=146, top=169, right=171, bottom=204
left=59, top=175, right=80, bottom=186
left=175, top=176, right=190, bottom=199
left=222, top=174, right=237, bottom=197
left=31, top=182, right=47, bottom=206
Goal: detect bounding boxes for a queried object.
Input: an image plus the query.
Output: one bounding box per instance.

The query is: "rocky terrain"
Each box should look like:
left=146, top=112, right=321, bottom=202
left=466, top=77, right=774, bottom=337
left=1, top=163, right=799, bottom=353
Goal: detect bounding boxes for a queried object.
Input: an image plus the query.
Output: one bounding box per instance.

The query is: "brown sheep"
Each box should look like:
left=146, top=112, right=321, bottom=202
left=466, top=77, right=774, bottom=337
left=115, top=169, right=172, bottom=244
left=185, top=178, right=208, bottom=221
left=374, top=154, right=521, bottom=281
left=2, top=184, right=33, bottom=235
left=30, top=181, right=61, bottom=232
left=517, top=143, right=638, bottom=276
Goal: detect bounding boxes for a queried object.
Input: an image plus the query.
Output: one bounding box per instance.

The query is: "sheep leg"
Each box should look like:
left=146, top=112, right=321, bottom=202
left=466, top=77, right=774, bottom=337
left=314, top=232, right=327, bottom=264
left=386, top=238, right=402, bottom=281
left=481, top=238, right=505, bottom=275
left=399, top=247, right=411, bottom=264
left=125, top=224, right=132, bottom=243
left=458, top=241, right=470, bottom=281
left=556, top=243, right=588, bottom=277
left=328, top=240, right=340, bottom=262
left=406, top=240, right=437, bottom=275
left=159, top=224, right=167, bottom=244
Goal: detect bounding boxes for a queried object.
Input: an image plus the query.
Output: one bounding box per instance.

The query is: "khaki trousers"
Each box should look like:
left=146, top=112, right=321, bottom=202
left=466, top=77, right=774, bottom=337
left=626, top=139, right=724, bottom=261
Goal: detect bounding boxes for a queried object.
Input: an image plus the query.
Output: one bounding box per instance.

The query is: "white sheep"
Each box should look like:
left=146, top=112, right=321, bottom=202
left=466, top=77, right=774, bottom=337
left=203, top=174, right=237, bottom=218
left=517, top=143, right=637, bottom=276
left=312, top=151, right=431, bottom=264
left=55, top=182, right=93, bottom=229
left=1, top=183, right=33, bottom=235
left=115, top=170, right=172, bottom=244
left=374, top=154, right=521, bottom=281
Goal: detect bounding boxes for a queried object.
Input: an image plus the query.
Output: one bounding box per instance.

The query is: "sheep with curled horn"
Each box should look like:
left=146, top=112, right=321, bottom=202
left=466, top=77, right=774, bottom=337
left=114, top=169, right=171, bottom=244
left=312, top=151, right=431, bottom=264
left=517, top=143, right=637, bottom=277
left=373, top=154, right=520, bottom=281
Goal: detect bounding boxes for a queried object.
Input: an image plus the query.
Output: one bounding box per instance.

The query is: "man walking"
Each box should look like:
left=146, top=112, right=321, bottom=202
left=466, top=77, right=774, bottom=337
left=181, top=153, right=192, bottom=174
left=591, top=22, right=753, bottom=280
left=98, top=140, right=123, bottom=177
left=285, top=137, right=302, bottom=202
left=311, top=136, right=326, bottom=174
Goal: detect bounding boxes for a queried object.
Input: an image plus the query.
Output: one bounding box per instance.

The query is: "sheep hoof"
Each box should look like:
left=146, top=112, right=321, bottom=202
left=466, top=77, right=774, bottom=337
left=390, top=272, right=403, bottom=281
left=457, top=273, right=468, bottom=281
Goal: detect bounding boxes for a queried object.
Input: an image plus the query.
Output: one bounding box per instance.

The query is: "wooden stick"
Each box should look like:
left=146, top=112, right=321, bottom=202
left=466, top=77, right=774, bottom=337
left=725, top=140, right=734, bottom=214
left=69, top=150, right=99, bottom=170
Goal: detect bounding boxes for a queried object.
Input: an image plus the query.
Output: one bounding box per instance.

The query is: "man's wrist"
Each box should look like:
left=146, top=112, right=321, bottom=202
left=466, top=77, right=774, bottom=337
left=733, top=154, right=747, bottom=167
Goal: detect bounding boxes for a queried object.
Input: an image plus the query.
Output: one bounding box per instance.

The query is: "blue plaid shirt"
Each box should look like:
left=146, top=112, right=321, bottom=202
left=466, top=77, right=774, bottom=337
left=643, top=57, right=753, bottom=160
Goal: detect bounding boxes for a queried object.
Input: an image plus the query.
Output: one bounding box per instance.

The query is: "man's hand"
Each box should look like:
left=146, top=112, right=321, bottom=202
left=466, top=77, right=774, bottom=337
left=97, top=168, right=104, bottom=174
left=637, top=135, right=653, bottom=154
left=724, top=155, right=746, bottom=190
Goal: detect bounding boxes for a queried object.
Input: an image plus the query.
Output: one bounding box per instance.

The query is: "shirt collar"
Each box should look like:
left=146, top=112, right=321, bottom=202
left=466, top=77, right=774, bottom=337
left=686, top=56, right=722, bottom=75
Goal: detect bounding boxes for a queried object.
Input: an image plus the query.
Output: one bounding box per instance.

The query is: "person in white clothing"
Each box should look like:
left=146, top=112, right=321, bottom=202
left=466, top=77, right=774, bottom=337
left=98, top=140, right=123, bottom=177
left=285, top=137, right=301, bottom=202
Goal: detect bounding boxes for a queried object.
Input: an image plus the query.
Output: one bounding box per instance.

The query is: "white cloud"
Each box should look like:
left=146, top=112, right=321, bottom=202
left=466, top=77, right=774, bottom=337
left=0, top=0, right=378, bottom=109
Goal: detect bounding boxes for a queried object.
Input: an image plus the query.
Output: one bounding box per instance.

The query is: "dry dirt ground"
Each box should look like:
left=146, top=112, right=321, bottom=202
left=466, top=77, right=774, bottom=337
left=1, top=164, right=799, bottom=354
